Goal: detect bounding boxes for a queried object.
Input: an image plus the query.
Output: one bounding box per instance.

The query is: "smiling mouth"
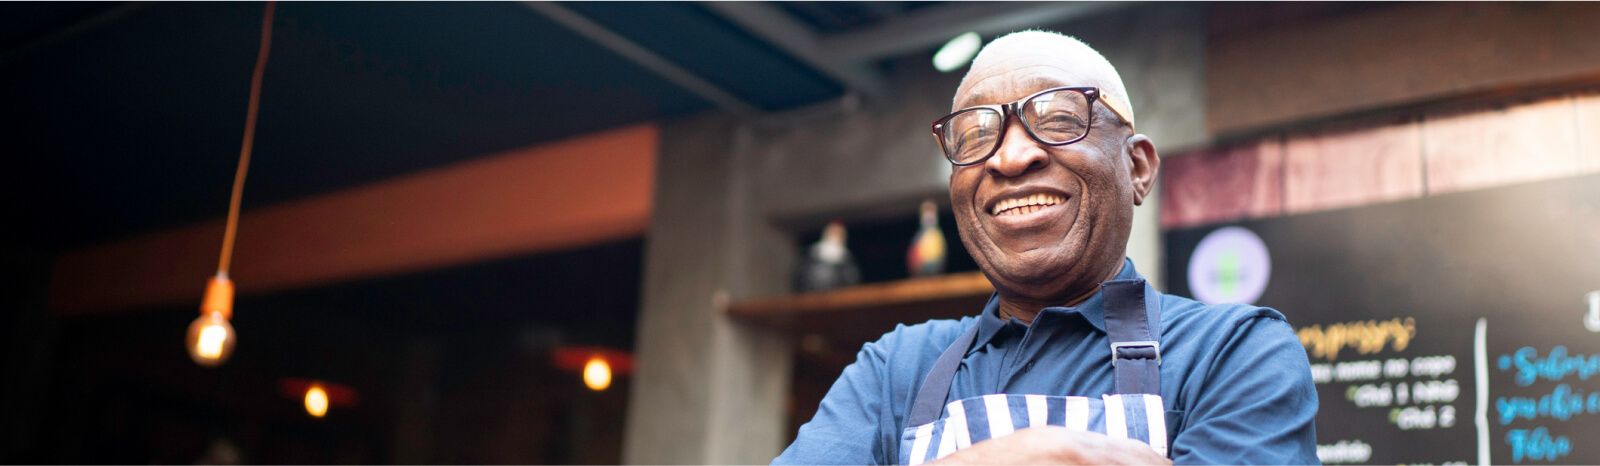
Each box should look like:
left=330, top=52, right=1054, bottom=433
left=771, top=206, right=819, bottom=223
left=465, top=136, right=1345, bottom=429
left=991, top=194, right=1065, bottom=216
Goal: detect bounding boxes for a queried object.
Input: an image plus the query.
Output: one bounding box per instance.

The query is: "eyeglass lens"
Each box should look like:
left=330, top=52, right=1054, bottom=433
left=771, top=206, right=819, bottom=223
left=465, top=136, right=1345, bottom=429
left=941, top=89, right=1091, bottom=165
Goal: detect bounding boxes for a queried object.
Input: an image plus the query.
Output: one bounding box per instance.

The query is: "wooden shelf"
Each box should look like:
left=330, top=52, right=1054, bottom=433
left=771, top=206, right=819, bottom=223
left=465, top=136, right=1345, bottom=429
left=729, top=271, right=993, bottom=318
left=728, top=272, right=994, bottom=343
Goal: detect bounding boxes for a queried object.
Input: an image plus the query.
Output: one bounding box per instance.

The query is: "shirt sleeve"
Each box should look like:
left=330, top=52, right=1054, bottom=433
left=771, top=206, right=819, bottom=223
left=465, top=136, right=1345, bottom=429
left=1170, top=311, right=1321, bottom=465
left=774, top=334, right=899, bottom=465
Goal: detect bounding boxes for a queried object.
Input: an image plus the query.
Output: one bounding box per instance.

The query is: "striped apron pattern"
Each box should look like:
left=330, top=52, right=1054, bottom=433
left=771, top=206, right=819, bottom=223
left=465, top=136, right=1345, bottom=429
left=896, top=279, right=1167, bottom=464
left=899, top=393, right=1168, bottom=465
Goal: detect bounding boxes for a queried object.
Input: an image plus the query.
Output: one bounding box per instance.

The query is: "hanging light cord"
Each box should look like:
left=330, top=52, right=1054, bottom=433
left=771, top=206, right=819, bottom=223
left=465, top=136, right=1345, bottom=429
left=217, top=1, right=277, bottom=276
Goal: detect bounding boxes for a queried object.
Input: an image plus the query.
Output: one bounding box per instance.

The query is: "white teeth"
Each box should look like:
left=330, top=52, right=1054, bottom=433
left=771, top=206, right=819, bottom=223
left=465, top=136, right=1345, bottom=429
left=992, top=194, right=1065, bottom=216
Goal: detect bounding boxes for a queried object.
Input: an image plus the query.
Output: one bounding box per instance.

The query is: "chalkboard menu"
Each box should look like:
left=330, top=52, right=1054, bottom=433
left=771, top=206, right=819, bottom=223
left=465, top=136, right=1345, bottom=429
left=1165, top=174, right=1600, bottom=465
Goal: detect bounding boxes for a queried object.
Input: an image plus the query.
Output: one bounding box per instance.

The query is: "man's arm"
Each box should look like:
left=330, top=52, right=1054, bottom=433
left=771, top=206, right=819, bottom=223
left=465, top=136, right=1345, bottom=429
left=774, top=335, right=897, bottom=465
left=1169, top=312, right=1320, bottom=464
left=931, top=426, right=1172, bottom=465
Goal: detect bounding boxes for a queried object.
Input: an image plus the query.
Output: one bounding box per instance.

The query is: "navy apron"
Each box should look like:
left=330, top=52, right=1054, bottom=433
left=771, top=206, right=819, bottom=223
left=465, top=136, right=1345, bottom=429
left=898, top=279, right=1167, bottom=464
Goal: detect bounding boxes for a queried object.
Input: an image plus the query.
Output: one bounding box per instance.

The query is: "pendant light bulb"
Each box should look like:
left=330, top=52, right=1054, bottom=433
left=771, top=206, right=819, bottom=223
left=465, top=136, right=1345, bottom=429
left=187, top=275, right=237, bottom=367
left=191, top=1, right=273, bottom=368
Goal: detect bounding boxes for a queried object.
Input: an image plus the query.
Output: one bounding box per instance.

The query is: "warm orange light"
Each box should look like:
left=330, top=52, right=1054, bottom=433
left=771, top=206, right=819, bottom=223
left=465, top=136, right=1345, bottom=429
left=200, top=274, right=235, bottom=319
left=583, top=357, right=612, bottom=391
left=187, top=275, right=237, bottom=367
left=304, top=384, right=329, bottom=418
left=186, top=310, right=236, bottom=367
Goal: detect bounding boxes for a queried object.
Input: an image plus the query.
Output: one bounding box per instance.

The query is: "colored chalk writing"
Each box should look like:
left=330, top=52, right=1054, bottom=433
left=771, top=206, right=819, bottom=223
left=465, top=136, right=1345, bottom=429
left=1296, top=318, right=1416, bottom=362
left=1497, top=346, right=1600, bottom=387
left=1506, top=427, right=1570, bottom=463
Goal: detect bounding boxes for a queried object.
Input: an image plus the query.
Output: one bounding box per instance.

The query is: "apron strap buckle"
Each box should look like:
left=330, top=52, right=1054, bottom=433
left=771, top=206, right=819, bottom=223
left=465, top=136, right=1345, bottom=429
left=1110, top=340, right=1161, bottom=366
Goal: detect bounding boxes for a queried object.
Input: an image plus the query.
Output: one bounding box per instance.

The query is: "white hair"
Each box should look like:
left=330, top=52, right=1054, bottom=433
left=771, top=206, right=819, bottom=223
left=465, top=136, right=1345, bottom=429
left=962, top=30, right=1133, bottom=124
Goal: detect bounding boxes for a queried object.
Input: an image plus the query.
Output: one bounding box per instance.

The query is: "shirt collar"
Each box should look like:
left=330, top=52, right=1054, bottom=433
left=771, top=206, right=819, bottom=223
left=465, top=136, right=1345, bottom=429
left=972, top=258, right=1143, bottom=351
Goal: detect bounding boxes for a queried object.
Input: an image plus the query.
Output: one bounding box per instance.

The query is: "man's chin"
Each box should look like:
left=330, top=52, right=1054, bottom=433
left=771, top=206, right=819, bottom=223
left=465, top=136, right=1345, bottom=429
left=984, top=246, right=1102, bottom=288
left=987, top=260, right=1072, bottom=289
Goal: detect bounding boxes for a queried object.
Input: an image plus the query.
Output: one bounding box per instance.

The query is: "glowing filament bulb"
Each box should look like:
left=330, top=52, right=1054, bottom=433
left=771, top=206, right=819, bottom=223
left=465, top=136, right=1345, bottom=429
left=185, top=310, right=236, bottom=367
left=305, top=384, right=329, bottom=418
left=583, top=357, right=611, bottom=391
left=197, top=325, right=228, bottom=358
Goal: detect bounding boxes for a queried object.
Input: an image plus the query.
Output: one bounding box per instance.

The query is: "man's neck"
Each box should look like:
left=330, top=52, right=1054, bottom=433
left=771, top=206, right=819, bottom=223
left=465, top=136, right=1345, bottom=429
left=995, top=261, right=1126, bottom=325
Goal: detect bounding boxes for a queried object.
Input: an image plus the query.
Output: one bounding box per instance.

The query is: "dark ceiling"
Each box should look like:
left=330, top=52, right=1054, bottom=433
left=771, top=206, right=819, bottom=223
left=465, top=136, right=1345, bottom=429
left=0, top=1, right=856, bottom=251
left=0, top=1, right=1150, bottom=259
left=1, top=1, right=1125, bottom=252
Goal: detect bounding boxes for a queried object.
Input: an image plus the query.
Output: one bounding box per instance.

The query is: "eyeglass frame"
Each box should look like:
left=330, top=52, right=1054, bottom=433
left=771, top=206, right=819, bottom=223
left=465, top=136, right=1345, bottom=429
left=930, top=86, right=1136, bottom=166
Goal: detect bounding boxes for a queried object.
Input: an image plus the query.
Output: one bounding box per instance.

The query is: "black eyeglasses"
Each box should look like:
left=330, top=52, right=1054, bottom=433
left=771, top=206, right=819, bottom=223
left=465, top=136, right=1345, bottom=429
left=931, top=86, right=1135, bottom=166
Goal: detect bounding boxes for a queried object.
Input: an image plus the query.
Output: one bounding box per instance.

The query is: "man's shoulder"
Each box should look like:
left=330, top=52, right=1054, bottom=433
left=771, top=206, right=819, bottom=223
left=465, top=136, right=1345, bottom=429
left=1156, top=293, right=1300, bottom=358
left=1158, top=292, right=1290, bottom=329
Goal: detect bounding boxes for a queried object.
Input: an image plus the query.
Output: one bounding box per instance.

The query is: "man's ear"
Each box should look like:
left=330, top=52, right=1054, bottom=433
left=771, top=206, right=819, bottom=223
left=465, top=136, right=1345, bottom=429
left=1126, top=134, right=1159, bottom=206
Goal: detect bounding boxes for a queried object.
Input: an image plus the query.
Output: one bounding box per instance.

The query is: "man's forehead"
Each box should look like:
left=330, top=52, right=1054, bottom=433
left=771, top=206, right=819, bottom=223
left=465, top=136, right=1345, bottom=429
left=956, top=59, right=1105, bottom=108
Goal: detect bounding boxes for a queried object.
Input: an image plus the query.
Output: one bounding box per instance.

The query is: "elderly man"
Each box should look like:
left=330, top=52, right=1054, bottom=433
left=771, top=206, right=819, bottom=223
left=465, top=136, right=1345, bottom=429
left=773, top=31, right=1319, bottom=465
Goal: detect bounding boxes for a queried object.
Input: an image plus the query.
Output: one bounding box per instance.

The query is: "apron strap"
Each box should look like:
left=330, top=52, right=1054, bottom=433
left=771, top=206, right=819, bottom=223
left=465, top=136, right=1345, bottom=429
left=906, top=278, right=1165, bottom=426
left=906, top=298, right=987, bottom=427
left=1103, top=279, right=1163, bottom=395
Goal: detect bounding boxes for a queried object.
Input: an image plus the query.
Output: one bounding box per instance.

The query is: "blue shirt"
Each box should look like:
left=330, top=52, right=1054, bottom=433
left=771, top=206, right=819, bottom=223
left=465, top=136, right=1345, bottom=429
left=775, top=259, right=1319, bottom=464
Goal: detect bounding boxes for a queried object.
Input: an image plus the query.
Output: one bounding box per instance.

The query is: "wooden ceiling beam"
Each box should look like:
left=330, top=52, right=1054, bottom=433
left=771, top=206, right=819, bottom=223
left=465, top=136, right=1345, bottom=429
left=50, top=124, right=658, bottom=314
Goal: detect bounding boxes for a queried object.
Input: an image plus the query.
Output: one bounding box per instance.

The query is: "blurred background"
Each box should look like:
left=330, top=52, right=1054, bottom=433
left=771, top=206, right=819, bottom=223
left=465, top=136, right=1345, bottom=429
left=2, top=1, right=1598, bottom=464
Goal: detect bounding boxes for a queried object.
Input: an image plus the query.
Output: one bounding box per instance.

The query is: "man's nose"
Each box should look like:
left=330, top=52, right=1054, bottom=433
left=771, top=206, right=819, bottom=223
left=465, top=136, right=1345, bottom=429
left=984, top=116, right=1049, bottom=177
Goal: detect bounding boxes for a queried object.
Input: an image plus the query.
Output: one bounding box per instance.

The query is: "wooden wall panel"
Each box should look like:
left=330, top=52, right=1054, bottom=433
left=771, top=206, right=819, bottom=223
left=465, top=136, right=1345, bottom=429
left=1166, top=93, right=1597, bottom=228
left=1283, top=122, right=1424, bottom=214
left=1578, top=93, right=1600, bottom=175
left=1208, top=2, right=1600, bottom=135
left=1159, top=138, right=1282, bottom=229
left=1422, top=98, right=1580, bottom=194
left=50, top=124, right=659, bottom=314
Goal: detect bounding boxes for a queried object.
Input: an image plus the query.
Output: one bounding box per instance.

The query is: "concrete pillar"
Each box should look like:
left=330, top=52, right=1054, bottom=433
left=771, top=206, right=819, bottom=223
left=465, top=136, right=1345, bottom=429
left=623, top=115, right=793, bottom=464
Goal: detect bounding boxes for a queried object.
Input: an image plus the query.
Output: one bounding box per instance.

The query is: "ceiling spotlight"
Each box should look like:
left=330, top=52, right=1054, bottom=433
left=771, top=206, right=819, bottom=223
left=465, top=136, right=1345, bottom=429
left=553, top=346, right=634, bottom=392
left=279, top=378, right=357, bottom=418
left=304, top=384, right=329, bottom=418
left=933, top=32, right=982, bottom=72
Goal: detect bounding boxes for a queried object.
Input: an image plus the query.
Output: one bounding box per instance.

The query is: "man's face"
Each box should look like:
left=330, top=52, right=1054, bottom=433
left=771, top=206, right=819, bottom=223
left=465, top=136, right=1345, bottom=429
left=948, top=47, right=1144, bottom=303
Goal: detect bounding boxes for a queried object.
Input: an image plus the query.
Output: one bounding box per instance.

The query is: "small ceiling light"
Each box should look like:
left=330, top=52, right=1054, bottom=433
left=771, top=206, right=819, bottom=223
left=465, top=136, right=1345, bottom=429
left=190, top=1, right=276, bottom=368
left=933, top=32, right=982, bottom=72
left=553, top=346, right=634, bottom=391
left=583, top=357, right=612, bottom=391
left=304, top=384, right=329, bottom=418
left=280, top=378, right=357, bottom=418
